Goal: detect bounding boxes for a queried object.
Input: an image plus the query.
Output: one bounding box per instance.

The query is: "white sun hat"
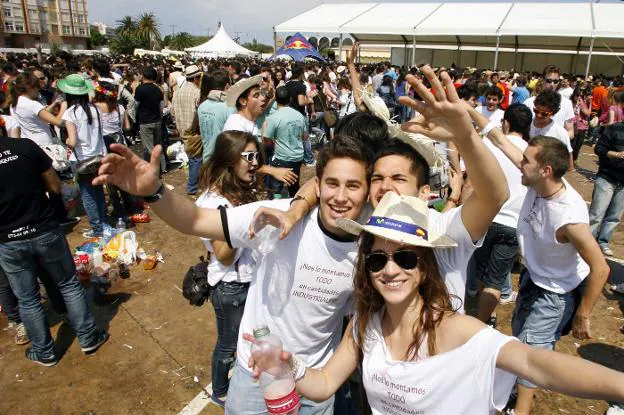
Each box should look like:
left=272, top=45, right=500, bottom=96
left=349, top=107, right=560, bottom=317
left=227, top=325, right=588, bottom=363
left=226, top=75, right=263, bottom=108
left=337, top=192, right=457, bottom=248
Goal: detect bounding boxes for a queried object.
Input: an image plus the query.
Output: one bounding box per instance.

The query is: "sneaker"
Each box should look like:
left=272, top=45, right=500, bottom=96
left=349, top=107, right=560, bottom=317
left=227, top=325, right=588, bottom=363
left=612, top=283, right=624, bottom=294
left=14, top=323, right=30, bottom=345
left=499, top=291, right=518, bottom=305
left=606, top=405, right=624, bottom=415
left=210, top=394, right=226, bottom=409
left=60, top=216, right=81, bottom=227
left=81, top=330, right=109, bottom=354
left=305, top=160, right=317, bottom=167
left=601, top=245, right=614, bottom=257
left=82, top=229, right=103, bottom=239
left=25, top=348, right=57, bottom=367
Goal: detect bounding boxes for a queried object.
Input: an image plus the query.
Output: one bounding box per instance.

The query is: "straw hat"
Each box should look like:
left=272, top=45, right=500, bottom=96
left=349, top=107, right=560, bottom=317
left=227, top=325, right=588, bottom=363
left=336, top=65, right=346, bottom=74
left=184, top=64, right=202, bottom=79
left=360, top=91, right=390, bottom=120
left=57, top=74, right=93, bottom=95
left=337, top=192, right=457, bottom=248
left=226, top=75, right=263, bottom=108
left=173, top=61, right=184, bottom=70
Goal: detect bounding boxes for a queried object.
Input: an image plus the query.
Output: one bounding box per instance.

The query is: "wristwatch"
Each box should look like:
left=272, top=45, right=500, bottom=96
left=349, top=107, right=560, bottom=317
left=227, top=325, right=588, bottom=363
left=143, top=182, right=165, bottom=203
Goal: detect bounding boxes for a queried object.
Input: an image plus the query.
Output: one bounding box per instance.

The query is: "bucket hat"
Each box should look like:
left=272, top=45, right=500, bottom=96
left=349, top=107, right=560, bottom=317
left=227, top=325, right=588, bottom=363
left=337, top=192, right=457, bottom=248
left=184, top=64, right=201, bottom=79
left=57, top=74, right=94, bottom=95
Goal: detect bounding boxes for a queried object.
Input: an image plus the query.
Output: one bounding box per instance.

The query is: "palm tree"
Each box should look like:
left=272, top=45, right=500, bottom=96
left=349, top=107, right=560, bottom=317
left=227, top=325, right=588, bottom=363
left=169, top=32, right=194, bottom=50
left=115, top=15, right=136, bottom=37
left=136, top=12, right=161, bottom=50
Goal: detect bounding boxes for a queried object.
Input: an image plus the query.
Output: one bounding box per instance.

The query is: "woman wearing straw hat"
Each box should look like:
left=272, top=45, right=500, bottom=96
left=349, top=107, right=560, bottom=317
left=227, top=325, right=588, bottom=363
left=59, top=74, right=108, bottom=238
left=246, top=192, right=624, bottom=414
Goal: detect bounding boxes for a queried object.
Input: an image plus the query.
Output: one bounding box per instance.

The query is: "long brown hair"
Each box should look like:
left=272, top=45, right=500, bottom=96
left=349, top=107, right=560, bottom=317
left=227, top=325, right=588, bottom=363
left=354, top=233, right=456, bottom=361
left=197, top=131, right=263, bottom=206
left=7, top=71, right=39, bottom=108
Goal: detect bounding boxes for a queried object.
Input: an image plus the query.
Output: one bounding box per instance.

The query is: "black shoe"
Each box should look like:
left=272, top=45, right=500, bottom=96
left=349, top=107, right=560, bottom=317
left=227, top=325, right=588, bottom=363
left=25, top=348, right=58, bottom=367
left=81, top=330, right=109, bottom=354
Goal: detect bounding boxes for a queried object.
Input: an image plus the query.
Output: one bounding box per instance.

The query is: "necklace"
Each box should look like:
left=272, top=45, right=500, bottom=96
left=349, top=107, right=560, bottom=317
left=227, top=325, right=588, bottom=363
left=537, top=183, right=565, bottom=199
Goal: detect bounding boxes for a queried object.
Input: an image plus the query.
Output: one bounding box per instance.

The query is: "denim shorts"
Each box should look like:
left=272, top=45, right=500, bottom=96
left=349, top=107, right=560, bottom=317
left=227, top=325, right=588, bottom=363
left=472, top=222, right=519, bottom=291
left=511, top=271, right=576, bottom=388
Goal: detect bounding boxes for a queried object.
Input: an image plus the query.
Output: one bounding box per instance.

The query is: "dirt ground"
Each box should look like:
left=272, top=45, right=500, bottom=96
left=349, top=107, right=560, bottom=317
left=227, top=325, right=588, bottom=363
left=1, top=144, right=623, bottom=415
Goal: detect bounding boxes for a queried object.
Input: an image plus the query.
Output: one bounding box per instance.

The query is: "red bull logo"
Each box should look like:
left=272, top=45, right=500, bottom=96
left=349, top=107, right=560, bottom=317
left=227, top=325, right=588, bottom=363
left=287, top=39, right=308, bottom=50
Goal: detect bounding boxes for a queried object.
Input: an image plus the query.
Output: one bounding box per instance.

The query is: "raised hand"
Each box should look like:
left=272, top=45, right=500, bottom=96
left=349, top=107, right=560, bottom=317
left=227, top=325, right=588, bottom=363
left=92, top=143, right=161, bottom=196
left=346, top=42, right=358, bottom=66
left=249, top=206, right=297, bottom=241
left=399, top=66, right=475, bottom=143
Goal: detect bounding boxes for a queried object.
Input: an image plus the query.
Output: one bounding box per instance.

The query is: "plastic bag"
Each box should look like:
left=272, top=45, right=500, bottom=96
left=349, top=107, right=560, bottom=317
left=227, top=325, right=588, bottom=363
left=166, top=141, right=189, bottom=164
left=104, top=231, right=138, bottom=265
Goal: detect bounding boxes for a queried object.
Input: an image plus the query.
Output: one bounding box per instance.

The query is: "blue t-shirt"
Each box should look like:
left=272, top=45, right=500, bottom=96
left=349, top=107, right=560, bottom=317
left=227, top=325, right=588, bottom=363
left=197, top=97, right=235, bottom=161
left=512, top=86, right=530, bottom=105
left=264, top=106, right=306, bottom=162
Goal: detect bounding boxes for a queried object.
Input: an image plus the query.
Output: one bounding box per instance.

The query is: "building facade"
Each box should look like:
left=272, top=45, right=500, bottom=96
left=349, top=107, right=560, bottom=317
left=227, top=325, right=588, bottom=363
left=0, top=0, right=89, bottom=48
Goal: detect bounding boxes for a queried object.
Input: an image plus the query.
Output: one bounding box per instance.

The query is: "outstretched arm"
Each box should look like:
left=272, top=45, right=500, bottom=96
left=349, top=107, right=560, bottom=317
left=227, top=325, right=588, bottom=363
left=399, top=66, right=509, bottom=241
left=93, top=144, right=225, bottom=240
left=498, top=340, right=624, bottom=402
left=346, top=42, right=363, bottom=109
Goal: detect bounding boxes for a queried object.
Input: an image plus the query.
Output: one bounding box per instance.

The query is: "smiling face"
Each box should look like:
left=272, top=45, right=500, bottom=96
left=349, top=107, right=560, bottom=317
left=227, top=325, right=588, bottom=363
left=368, top=237, right=423, bottom=306
left=369, top=155, right=428, bottom=208
left=316, top=157, right=368, bottom=237
left=533, top=104, right=553, bottom=128
left=234, top=141, right=259, bottom=184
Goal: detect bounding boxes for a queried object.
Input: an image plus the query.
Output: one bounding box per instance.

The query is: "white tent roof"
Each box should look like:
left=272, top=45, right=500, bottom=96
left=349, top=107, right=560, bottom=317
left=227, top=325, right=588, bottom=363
left=274, top=2, right=624, bottom=52
left=186, top=24, right=257, bottom=57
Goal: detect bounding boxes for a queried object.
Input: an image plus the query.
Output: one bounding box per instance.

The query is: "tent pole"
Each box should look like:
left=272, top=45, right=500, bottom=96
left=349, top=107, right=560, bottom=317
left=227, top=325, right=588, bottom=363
left=338, top=33, right=343, bottom=62
left=273, top=29, right=277, bottom=54
left=493, top=35, right=500, bottom=70
left=411, top=36, right=416, bottom=68
left=585, top=37, right=595, bottom=80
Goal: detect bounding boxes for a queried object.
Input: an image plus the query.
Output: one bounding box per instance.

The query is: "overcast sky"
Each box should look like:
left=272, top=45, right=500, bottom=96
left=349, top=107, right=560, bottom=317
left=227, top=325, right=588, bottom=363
left=87, top=0, right=619, bottom=45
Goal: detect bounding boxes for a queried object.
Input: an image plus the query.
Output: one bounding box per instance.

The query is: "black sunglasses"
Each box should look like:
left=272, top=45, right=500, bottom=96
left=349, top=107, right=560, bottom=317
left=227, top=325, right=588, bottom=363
left=544, top=79, right=560, bottom=84
left=534, top=109, right=554, bottom=117
left=365, top=250, right=419, bottom=273
left=241, top=151, right=259, bottom=163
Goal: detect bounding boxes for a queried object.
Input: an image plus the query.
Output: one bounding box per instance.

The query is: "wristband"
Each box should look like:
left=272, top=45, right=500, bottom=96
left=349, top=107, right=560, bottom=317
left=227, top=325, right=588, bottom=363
left=480, top=121, right=496, bottom=137
left=291, top=194, right=312, bottom=210
left=290, top=354, right=307, bottom=381
left=447, top=196, right=460, bottom=206
left=143, top=182, right=165, bottom=203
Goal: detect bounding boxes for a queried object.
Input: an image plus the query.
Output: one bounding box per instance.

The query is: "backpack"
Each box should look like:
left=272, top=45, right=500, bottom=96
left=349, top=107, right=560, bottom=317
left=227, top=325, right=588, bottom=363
left=182, top=255, right=211, bottom=306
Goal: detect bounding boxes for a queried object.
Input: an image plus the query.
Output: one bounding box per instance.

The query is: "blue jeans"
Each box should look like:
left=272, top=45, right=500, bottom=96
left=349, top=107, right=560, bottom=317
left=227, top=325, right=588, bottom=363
left=210, top=281, right=250, bottom=397
left=303, top=139, right=314, bottom=165
left=0, top=227, right=99, bottom=357
left=0, top=265, right=20, bottom=323
left=187, top=156, right=203, bottom=194
left=267, top=158, right=302, bottom=198
left=77, top=175, right=108, bottom=235
left=589, top=175, right=624, bottom=249
left=512, top=272, right=576, bottom=388
left=225, top=363, right=335, bottom=415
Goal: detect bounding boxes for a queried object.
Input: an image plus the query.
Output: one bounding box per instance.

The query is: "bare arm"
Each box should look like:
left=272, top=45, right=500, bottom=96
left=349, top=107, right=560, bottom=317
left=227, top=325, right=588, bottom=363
left=211, top=240, right=236, bottom=266
left=65, top=120, right=77, bottom=148
left=37, top=107, right=64, bottom=128
left=565, top=120, right=574, bottom=138
left=8, top=126, right=20, bottom=138
left=558, top=222, right=610, bottom=339
left=346, top=43, right=362, bottom=109
left=41, top=167, right=62, bottom=194
left=498, top=340, right=624, bottom=401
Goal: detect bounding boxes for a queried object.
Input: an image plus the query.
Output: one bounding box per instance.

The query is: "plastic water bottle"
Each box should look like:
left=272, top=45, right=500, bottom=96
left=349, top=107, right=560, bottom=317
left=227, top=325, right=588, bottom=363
left=116, top=217, right=126, bottom=234
left=250, top=217, right=283, bottom=255
left=102, top=225, right=113, bottom=243
left=251, top=327, right=300, bottom=414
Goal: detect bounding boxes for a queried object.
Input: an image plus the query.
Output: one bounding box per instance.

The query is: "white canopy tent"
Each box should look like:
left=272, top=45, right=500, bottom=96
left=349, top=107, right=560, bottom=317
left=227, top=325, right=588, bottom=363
left=186, top=24, right=258, bottom=58
left=274, top=2, right=624, bottom=75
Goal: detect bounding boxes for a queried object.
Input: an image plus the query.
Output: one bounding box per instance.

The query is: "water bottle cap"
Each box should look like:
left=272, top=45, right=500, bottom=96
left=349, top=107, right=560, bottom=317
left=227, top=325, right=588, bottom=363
left=253, top=326, right=270, bottom=338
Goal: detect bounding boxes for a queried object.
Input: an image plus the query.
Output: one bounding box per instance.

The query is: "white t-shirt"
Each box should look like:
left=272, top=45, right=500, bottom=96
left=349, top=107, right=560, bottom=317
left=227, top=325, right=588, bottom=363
left=483, top=135, right=528, bottom=229
left=11, top=96, right=54, bottom=146
left=476, top=106, right=505, bottom=129
left=559, top=87, right=573, bottom=101
left=2, top=114, right=19, bottom=134
left=517, top=181, right=590, bottom=294
left=225, top=201, right=358, bottom=372
left=100, top=105, right=126, bottom=136
left=195, top=192, right=255, bottom=285
left=361, top=316, right=517, bottom=415
left=223, top=113, right=259, bottom=136
left=530, top=120, right=572, bottom=153
left=62, top=104, right=107, bottom=161
left=523, top=94, right=574, bottom=129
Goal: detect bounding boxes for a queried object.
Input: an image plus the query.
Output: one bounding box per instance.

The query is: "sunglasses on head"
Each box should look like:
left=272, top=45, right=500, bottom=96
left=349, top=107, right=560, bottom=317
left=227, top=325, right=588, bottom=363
left=241, top=151, right=259, bottom=163
left=365, top=250, right=419, bottom=273
left=544, top=79, right=560, bottom=84
left=534, top=109, right=554, bottom=117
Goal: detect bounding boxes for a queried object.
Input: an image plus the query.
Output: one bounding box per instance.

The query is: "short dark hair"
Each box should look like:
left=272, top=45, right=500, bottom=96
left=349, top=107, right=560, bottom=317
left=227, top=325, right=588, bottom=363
left=542, top=65, right=560, bottom=78
left=485, top=86, right=503, bottom=100
left=291, top=65, right=304, bottom=80
left=335, top=112, right=389, bottom=155
left=142, top=66, right=158, bottom=81
left=275, top=86, right=290, bottom=105
left=373, top=138, right=430, bottom=188
left=516, top=75, right=527, bottom=86
left=504, top=104, right=533, bottom=142
left=457, top=83, right=478, bottom=100
left=210, top=69, right=230, bottom=91
left=93, top=59, right=111, bottom=77
left=535, top=90, right=561, bottom=113
left=529, top=135, right=569, bottom=179
left=229, top=61, right=242, bottom=74
left=316, top=135, right=372, bottom=181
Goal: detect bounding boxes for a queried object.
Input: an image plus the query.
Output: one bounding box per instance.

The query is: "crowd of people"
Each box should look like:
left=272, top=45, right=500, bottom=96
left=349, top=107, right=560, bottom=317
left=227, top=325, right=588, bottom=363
left=0, top=44, right=624, bottom=415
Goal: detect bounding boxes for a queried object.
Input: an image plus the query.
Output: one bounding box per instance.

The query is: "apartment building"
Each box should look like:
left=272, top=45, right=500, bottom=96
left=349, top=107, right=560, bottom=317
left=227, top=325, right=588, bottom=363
left=0, top=0, right=89, bottom=48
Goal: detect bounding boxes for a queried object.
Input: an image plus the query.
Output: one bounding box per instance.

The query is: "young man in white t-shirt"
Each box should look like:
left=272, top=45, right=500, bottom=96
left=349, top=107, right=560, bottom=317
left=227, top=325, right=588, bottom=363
left=476, top=85, right=505, bottom=128
left=529, top=91, right=574, bottom=170
left=485, top=134, right=610, bottom=415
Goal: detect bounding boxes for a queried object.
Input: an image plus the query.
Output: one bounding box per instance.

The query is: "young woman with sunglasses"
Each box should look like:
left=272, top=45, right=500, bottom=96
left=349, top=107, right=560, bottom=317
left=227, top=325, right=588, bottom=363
left=249, top=192, right=624, bottom=414
left=195, top=130, right=263, bottom=408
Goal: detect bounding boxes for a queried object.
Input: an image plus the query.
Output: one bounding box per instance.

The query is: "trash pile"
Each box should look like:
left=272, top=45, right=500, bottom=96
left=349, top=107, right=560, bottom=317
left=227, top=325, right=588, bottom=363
left=73, top=218, right=163, bottom=292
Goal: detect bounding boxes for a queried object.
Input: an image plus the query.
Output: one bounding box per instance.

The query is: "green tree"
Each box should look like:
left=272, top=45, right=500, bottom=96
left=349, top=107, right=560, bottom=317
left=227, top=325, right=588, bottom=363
left=109, top=32, right=142, bottom=55
left=136, top=12, right=161, bottom=50
left=89, top=29, right=108, bottom=48
left=115, top=15, right=136, bottom=37
left=242, top=38, right=273, bottom=54
left=168, top=32, right=194, bottom=50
